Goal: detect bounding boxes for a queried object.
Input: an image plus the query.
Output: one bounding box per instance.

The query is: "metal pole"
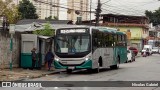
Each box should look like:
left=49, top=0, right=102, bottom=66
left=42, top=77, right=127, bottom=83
left=95, top=0, right=101, bottom=26
left=10, top=34, right=13, bottom=71
left=9, top=24, right=15, bottom=71
left=90, top=0, right=92, bottom=25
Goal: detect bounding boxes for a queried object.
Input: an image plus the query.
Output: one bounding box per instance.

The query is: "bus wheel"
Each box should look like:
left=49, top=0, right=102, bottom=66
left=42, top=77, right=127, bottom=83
left=66, top=69, right=72, bottom=73
left=87, top=69, right=93, bottom=73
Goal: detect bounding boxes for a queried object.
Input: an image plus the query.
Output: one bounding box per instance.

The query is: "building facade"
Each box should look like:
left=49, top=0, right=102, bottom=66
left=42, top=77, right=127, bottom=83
left=13, top=0, right=59, bottom=19
left=67, top=0, right=89, bottom=23
left=101, top=14, right=149, bottom=51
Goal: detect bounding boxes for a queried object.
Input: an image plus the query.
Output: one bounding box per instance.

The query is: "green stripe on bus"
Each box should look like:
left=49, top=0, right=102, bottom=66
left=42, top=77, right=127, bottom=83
left=76, top=60, right=92, bottom=69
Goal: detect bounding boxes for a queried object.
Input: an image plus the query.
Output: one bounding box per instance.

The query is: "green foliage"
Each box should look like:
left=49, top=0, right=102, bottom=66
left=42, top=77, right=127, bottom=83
left=0, top=0, right=20, bottom=24
left=45, top=16, right=59, bottom=21
left=18, top=0, right=38, bottom=19
left=45, top=16, right=52, bottom=21
left=53, top=16, right=59, bottom=20
left=33, top=23, right=54, bottom=36
left=145, top=7, right=160, bottom=26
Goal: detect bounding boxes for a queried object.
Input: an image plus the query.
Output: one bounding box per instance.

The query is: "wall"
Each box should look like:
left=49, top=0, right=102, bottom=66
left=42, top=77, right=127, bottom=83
left=116, top=26, right=143, bottom=39
left=0, top=30, right=21, bottom=69
left=108, top=26, right=143, bottom=50
left=119, top=26, right=143, bottom=50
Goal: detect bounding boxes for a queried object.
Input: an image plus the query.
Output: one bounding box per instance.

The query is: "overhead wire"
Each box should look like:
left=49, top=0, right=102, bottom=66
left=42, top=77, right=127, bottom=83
left=102, top=4, right=145, bottom=16
left=34, top=0, right=95, bottom=13
left=113, top=0, right=159, bottom=11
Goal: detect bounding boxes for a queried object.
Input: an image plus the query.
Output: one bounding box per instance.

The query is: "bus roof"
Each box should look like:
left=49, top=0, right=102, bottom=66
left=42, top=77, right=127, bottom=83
left=95, top=27, right=125, bottom=35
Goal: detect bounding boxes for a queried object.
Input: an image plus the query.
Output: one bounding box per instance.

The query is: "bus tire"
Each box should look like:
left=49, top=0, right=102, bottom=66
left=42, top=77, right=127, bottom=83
left=87, top=69, right=93, bottom=73
left=66, top=69, right=72, bottom=73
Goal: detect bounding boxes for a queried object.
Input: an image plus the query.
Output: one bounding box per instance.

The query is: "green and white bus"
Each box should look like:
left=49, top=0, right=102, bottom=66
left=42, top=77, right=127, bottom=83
left=54, top=26, right=127, bottom=73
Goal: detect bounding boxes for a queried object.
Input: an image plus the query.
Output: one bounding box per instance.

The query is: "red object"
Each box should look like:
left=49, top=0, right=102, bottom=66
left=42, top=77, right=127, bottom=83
left=129, top=47, right=138, bottom=56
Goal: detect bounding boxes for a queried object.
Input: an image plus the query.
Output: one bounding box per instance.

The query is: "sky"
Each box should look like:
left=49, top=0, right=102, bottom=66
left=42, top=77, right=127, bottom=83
left=98, top=0, right=160, bottom=15
left=59, top=0, right=160, bottom=20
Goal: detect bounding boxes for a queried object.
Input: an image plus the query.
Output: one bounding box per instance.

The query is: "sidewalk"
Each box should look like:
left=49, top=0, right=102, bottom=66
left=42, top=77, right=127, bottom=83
left=0, top=67, right=64, bottom=81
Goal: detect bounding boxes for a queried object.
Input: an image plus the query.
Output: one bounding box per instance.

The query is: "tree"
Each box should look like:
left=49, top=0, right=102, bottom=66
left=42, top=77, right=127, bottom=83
left=145, top=7, right=160, bottom=26
left=45, top=16, right=52, bottom=21
left=0, top=0, right=20, bottom=24
left=33, top=22, right=54, bottom=36
left=18, top=0, right=38, bottom=19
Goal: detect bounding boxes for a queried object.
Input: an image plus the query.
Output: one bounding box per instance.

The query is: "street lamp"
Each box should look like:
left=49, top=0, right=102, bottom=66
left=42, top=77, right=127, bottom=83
left=9, top=24, right=15, bottom=71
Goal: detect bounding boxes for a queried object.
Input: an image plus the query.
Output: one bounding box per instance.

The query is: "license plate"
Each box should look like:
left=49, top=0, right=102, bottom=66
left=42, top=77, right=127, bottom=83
left=68, top=66, right=75, bottom=69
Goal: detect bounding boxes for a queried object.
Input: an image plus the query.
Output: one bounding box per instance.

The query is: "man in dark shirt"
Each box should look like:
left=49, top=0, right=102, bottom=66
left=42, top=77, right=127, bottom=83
left=31, top=48, right=37, bottom=70
left=45, top=49, right=54, bottom=71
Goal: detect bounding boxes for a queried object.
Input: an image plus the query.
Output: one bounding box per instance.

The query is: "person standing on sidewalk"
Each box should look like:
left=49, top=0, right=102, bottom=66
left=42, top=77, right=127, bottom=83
left=45, top=49, right=54, bottom=71
left=31, top=48, right=37, bottom=70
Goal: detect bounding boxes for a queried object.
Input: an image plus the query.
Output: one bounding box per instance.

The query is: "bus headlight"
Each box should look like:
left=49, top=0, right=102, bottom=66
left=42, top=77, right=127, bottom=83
left=85, top=58, right=89, bottom=61
left=55, top=57, right=59, bottom=61
left=85, top=56, right=91, bottom=61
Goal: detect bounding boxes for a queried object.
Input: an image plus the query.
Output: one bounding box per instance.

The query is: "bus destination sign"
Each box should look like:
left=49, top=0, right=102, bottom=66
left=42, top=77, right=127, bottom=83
left=60, top=29, right=87, bottom=34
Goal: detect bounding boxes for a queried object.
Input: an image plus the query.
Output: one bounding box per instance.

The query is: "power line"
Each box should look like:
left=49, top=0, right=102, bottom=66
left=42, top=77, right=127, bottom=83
left=102, top=5, right=144, bottom=16
left=102, top=8, right=145, bottom=16
left=101, top=0, right=111, bottom=4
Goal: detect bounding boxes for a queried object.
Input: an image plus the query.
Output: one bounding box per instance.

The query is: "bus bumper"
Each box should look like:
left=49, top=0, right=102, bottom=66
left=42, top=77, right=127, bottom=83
left=54, top=60, right=92, bottom=69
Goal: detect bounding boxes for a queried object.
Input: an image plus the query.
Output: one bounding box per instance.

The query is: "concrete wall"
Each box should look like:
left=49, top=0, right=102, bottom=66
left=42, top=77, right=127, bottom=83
left=0, top=30, right=21, bottom=69
left=117, top=26, right=143, bottom=39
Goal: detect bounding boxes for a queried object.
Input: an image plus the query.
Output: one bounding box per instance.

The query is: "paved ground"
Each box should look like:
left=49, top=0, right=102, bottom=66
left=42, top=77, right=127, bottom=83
left=28, top=54, right=160, bottom=81
left=0, top=53, right=141, bottom=81
left=26, top=54, right=160, bottom=90
left=0, top=67, right=64, bottom=81
left=1, top=54, right=160, bottom=90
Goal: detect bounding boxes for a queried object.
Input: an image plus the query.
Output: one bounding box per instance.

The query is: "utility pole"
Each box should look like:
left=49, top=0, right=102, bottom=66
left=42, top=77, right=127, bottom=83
left=95, top=0, right=101, bottom=26
left=95, top=0, right=102, bottom=26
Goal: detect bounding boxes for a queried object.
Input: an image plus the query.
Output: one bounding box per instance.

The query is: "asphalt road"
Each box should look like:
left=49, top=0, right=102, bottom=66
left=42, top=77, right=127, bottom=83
left=1, top=54, right=160, bottom=90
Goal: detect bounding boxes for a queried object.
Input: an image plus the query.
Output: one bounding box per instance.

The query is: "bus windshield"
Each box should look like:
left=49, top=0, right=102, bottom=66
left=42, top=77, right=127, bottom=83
left=55, top=35, right=90, bottom=53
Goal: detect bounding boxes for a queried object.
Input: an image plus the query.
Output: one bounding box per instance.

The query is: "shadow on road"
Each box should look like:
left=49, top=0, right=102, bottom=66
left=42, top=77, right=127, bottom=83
left=64, top=68, right=123, bottom=75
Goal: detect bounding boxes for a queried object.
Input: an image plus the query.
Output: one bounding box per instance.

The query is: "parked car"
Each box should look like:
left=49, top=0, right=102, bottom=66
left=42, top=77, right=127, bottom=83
left=152, top=47, right=159, bottom=54
left=127, top=50, right=135, bottom=63
left=129, top=47, right=138, bottom=56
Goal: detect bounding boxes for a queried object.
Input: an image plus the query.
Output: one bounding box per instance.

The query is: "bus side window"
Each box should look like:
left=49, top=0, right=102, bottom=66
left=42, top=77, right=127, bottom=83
left=108, top=34, right=113, bottom=46
left=105, top=33, right=109, bottom=47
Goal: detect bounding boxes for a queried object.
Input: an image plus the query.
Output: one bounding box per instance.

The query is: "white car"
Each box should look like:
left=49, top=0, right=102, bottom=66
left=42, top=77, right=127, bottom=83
left=152, top=47, right=159, bottom=54
left=141, top=48, right=152, bottom=55
left=127, top=50, right=135, bottom=62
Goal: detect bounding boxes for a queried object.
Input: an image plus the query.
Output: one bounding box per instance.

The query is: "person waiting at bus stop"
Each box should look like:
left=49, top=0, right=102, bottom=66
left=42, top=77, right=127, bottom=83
left=45, top=49, right=54, bottom=71
left=31, top=48, right=37, bottom=70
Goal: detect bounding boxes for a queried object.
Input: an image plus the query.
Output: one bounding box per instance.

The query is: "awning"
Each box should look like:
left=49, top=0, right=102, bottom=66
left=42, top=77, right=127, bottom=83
left=38, top=35, right=53, bottom=39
